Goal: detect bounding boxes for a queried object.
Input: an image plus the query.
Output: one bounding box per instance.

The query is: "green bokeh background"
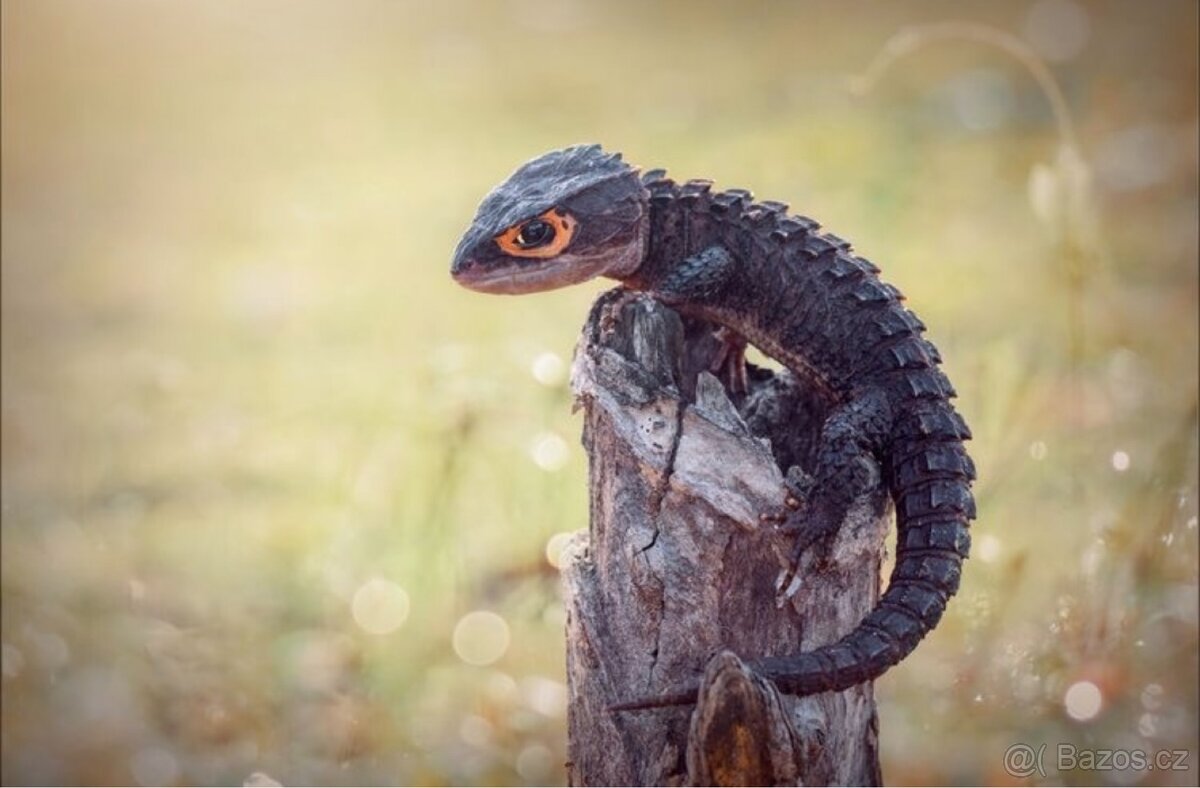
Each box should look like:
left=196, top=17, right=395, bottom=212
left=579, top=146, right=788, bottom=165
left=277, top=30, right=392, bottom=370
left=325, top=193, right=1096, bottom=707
left=2, top=1, right=1197, bottom=785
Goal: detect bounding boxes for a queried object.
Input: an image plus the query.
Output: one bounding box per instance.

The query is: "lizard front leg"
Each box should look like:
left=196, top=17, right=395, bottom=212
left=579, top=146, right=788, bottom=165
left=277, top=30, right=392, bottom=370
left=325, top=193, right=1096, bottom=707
left=653, top=245, right=738, bottom=305
left=657, top=245, right=748, bottom=393
left=652, top=245, right=748, bottom=393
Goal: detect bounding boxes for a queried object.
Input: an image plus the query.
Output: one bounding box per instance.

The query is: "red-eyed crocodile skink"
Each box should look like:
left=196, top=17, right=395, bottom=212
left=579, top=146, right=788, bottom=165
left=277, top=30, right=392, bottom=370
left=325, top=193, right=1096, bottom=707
left=451, top=144, right=976, bottom=709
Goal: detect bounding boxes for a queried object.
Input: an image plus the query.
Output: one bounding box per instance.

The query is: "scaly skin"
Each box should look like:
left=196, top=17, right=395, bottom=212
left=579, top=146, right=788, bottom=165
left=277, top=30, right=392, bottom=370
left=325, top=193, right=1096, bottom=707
left=451, top=144, right=976, bottom=708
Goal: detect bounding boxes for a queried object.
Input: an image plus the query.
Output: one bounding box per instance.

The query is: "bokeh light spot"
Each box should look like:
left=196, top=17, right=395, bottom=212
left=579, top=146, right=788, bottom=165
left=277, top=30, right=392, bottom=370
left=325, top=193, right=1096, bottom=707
left=522, top=675, right=568, bottom=718
left=976, top=534, right=1002, bottom=564
left=1111, top=451, right=1131, bottom=472
left=351, top=578, right=411, bottom=635
left=1064, top=680, right=1103, bottom=721
left=484, top=671, right=519, bottom=704
left=530, top=432, right=570, bottom=471
left=459, top=714, right=494, bottom=748
left=288, top=631, right=356, bottom=693
left=531, top=351, right=566, bottom=386
left=515, top=743, right=554, bottom=782
left=1029, top=440, right=1048, bottom=461
left=544, top=531, right=577, bottom=569
left=453, top=611, right=510, bottom=666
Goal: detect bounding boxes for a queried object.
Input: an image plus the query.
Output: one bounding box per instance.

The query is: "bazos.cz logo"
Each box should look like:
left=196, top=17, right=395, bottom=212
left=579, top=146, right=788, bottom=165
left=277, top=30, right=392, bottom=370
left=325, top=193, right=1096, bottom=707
left=1004, top=743, right=1191, bottom=778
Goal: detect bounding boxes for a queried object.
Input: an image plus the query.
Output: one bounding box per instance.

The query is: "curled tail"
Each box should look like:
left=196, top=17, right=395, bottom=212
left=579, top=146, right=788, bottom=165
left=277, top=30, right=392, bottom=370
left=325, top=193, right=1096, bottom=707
left=611, top=399, right=975, bottom=712
left=762, top=399, right=976, bottom=694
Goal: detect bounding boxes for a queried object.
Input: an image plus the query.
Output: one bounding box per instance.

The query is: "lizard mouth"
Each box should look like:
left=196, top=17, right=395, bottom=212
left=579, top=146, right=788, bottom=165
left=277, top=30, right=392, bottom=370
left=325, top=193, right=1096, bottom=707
left=452, top=256, right=609, bottom=295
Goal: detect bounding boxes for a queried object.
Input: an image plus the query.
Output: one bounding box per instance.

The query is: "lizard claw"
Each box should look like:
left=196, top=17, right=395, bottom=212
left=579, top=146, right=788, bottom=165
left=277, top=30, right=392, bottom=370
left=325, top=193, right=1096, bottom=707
left=759, top=510, right=788, bottom=525
left=759, top=466, right=811, bottom=525
left=775, top=505, right=843, bottom=598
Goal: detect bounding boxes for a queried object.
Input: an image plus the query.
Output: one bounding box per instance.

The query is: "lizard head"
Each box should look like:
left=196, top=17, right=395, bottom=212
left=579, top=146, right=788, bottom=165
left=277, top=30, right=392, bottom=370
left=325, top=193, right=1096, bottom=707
left=451, top=144, right=649, bottom=295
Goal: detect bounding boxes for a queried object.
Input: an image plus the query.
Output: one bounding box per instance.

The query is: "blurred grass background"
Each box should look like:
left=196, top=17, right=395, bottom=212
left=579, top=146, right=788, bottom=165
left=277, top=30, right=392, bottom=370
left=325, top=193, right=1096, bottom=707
left=1, top=0, right=1197, bottom=785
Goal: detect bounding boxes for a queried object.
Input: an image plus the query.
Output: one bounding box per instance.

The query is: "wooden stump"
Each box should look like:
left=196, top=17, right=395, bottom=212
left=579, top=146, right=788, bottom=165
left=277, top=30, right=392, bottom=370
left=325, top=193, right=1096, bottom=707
left=562, top=290, right=888, bottom=786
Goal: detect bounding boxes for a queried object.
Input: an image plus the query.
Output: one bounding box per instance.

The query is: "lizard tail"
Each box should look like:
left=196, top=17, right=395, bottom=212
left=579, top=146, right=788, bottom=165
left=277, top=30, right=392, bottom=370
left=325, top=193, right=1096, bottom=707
left=759, top=400, right=976, bottom=695
left=608, top=400, right=975, bottom=711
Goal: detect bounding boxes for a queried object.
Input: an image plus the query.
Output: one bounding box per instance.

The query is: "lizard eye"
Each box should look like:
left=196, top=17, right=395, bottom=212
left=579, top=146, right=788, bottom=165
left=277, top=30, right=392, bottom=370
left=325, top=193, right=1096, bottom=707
left=516, top=219, right=554, bottom=248
left=495, top=209, right=576, bottom=258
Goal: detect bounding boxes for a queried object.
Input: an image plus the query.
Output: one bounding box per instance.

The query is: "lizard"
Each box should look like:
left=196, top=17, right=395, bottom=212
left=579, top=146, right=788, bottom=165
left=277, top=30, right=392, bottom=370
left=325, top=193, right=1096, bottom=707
left=450, top=143, right=976, bottom=709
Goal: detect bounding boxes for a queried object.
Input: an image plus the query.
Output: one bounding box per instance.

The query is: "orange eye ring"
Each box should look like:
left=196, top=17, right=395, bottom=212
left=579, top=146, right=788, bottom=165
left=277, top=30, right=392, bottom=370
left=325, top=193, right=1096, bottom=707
left=494, top=209, right=576, bottom=258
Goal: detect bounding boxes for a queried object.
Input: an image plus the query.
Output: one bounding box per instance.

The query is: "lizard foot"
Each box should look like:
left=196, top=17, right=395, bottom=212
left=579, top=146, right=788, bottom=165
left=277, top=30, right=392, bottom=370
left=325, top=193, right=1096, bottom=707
left=774, top=504, right=843, bottom=597
left=758, top=465, right=815, bottom=525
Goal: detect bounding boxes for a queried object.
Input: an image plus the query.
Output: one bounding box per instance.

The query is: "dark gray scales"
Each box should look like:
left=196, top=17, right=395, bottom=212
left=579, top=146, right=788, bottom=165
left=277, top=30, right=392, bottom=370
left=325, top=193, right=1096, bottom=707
left=453, top=144, right=633, bottom=268
left=619, top=164, right=977, bottom=703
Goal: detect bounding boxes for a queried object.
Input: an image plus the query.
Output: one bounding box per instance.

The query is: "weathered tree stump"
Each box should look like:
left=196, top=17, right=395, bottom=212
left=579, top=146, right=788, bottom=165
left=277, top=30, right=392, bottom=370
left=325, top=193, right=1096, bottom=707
left=562, top=290, right=889, bottom=786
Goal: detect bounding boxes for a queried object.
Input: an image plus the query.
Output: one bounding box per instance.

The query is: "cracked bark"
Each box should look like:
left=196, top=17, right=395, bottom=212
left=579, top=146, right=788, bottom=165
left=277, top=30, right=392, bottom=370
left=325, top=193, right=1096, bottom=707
left=563, top=291, right=887, bottom=787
